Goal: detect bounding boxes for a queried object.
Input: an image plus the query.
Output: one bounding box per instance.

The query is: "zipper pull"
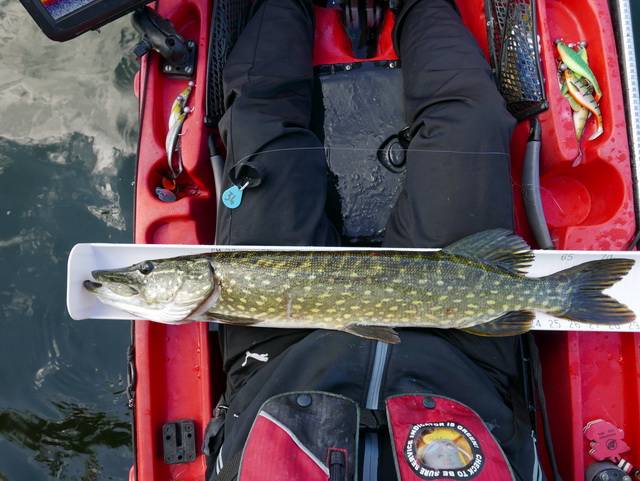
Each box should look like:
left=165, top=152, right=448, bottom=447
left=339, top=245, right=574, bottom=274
left=329, top=449, right=346, bottom=481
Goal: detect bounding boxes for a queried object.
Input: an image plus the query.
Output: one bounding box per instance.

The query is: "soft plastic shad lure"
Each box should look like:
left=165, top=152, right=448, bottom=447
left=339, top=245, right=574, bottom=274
left=555, top=40, right=602, bottom=101
left=556, top=40, right=603, bottom=165
left=563, top=69, right=603, bottom=141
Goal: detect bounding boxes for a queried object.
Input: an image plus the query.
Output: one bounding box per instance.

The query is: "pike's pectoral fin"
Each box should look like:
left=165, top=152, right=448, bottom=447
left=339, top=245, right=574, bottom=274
left=342, top=324, right=401, bottom=344
left=463, top=311, right=535, bottom=336
left=203, top=312, right=260, bottom=326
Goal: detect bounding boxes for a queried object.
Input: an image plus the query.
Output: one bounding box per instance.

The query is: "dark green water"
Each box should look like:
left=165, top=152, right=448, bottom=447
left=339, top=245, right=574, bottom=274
left=0, top=1, right=137, bottom=479
left=0, top=1, right=639, bottom=480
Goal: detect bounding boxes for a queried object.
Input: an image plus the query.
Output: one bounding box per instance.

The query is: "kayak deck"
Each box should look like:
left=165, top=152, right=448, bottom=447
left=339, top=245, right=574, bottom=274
left=130, top=0, right=640, bottom=479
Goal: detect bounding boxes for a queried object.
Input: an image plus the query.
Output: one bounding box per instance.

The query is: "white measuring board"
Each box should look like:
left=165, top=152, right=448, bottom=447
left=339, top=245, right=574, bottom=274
left=612, top=0, right=640, bottom=192
left=67, top=243, right=640, bottom=332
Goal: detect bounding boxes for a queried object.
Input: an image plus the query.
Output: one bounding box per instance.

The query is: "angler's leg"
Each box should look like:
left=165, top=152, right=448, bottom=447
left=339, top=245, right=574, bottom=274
left=215, top=0, right=340, bottom=400
left=216, top=0, right=340, bottom=247
left=381, top=2, right=542, bottom=479
left=383, top=0, right=516, bottom=248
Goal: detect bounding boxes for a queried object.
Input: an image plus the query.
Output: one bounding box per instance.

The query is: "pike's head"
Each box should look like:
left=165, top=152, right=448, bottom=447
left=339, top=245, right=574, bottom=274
left=83, top=256, right=216, bottom=323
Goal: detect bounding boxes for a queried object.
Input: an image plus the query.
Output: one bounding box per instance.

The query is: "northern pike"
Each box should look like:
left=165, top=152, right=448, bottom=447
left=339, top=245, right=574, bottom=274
left=83, top=230, right=635, bottom=343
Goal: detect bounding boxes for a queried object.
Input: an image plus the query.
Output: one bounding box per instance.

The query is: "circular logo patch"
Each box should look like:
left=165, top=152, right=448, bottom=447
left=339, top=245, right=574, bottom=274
left=404, top=422, right=484, bottom=479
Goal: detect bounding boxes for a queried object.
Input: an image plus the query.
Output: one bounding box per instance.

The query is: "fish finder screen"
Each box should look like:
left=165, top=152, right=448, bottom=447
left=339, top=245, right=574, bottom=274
left=21, top=0, right=151, bottom=40
left=40, top=0, right=97, bottom=20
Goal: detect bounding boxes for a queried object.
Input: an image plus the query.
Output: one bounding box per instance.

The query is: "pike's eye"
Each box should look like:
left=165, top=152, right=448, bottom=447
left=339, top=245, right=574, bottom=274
left=138, top=261, right=154, bottom=275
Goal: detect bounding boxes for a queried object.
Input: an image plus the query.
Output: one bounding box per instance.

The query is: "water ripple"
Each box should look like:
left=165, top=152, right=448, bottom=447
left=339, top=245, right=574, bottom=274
left=0, top=401, right=132, bottom=480
left=0, top=4, right=137, bottom=478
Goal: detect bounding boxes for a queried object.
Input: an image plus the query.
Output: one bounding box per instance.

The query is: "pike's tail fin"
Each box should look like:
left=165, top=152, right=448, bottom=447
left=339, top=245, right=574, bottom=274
left=549, top=258, right=635, bottom=324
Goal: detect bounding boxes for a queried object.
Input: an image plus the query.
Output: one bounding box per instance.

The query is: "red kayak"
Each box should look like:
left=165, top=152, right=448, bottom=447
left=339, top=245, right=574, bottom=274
left=128, top=0, right=639, bottom=479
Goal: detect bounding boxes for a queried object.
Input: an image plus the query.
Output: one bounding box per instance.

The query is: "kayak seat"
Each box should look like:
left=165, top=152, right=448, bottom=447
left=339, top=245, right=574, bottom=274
left=310, top=61, right=407, bottom=245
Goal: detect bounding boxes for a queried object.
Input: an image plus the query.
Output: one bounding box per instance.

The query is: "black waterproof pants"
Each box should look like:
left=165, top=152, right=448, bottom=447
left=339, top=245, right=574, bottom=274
left=216, top=0, right=515, bottom=247
left=211, top=0, right=541, bottom=479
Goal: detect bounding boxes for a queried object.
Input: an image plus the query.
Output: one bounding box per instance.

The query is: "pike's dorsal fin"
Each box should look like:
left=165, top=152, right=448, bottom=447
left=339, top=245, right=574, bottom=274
left=463, top=311, right=535, bottom=336
left=343, top=324, right=400, bottom=344
left=443, top=229, right=534, bottom=274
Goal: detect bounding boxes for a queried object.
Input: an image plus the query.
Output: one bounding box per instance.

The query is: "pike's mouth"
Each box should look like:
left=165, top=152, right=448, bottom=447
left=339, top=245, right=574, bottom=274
left=83, top=280, right=102, bottom=293
left=83, top=277, right=140, bottom=297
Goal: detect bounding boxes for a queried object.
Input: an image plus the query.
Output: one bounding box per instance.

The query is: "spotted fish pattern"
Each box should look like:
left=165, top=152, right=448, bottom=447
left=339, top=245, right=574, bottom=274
left=85, top=230, right=635, bottom=343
